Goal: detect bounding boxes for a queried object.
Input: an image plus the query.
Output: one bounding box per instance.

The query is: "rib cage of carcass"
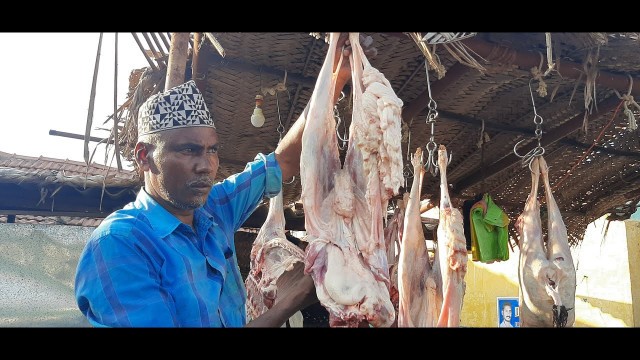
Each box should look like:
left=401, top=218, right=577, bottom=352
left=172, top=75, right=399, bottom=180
left=245, top=189, right=305, bottom=322
left=300, top=33, right=404, bottom=327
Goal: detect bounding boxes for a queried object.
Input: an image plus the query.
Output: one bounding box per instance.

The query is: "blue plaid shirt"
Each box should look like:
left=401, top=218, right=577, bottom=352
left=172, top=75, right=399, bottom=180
left=74, top=152, right=282, bottom=327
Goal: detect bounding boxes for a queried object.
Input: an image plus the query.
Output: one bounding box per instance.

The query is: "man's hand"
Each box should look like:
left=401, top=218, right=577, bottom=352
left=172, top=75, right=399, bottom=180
left=333, top=33, right=378, bottom=100
left=275, top=261, right=318, bottom=311
left=245, top=261, right=318, bottom=327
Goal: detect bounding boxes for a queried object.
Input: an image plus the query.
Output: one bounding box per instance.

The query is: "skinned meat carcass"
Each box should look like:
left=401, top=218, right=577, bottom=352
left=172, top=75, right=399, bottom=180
left=397, top=147, right=439, bottom=327
left=301, top=33, right=403, bottom=327
left=434, top=145, right=468, bottom=327
left=385, top=194, right=406, bottom=320
left=516, top=156, right=576, bottom=327
left=245, top=189, right=305, bottom=323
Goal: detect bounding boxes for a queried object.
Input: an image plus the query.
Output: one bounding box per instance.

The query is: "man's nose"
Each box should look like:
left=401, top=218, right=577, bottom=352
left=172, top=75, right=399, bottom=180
left=194, top=154, right=218, bottom=173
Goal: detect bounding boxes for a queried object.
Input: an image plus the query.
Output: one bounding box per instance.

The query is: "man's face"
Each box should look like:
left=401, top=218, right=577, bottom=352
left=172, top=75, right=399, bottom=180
left=503, top=305, right=512, bottom=322
left=144, top=127, right=219, bottom=214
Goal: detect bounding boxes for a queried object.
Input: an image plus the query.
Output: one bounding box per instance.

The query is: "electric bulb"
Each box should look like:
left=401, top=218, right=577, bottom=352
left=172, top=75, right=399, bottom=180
left=251, top=94, right=265, bottom=127
left=251, top=107, right=265, bottom=127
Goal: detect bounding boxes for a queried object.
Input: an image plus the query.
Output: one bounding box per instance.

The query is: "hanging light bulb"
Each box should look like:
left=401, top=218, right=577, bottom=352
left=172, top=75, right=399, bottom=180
left=251, top=95, right=265, bottom=127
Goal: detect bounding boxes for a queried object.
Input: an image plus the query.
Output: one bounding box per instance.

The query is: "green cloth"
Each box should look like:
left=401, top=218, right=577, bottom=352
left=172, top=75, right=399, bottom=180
left=470, top=193, right=510, bottom=263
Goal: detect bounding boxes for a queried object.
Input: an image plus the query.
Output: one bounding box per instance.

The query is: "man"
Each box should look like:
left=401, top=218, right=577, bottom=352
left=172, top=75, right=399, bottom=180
left=74, top=33, right=376, bottom=327
left=499, top=302, right=514, bottom=327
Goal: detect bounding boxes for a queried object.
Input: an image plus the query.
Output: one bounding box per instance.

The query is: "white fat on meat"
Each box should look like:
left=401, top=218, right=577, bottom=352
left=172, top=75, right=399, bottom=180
left=301, top=32, right=403, bottom=327
left=245, top=189, right=305, bottom=323
left=517, top=156, right=576, bottom=327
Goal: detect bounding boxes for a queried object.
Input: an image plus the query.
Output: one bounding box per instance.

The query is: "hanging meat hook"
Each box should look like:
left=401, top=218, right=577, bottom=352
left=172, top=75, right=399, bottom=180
left=403, top=126, right=414, bottom=189
left=274, top=91, right=296, bottom=185
left=335, top=91, right=348, bottom=151
left=514, top=78, right=546, bottom=170
left=421, top=59, right=451, bottom=176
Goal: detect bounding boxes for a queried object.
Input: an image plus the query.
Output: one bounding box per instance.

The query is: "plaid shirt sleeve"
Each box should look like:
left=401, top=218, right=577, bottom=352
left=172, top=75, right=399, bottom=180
left=206, top=152, right=282, bottom=232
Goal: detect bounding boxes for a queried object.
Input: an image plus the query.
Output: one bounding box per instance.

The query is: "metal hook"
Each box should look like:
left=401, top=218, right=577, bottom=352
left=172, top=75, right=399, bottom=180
left=335, top=105, right=348, bottom=150
left=424, top=141, right=438, bottom=176
left=528, top=78, right=538, bottom=112
left=275, top=92, right=285, bottom=142
left=513, top=137, right=545, bottom=168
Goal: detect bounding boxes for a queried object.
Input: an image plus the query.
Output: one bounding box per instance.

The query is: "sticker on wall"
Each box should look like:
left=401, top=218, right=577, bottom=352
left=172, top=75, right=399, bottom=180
left=497, top=297, right=520, bottom=327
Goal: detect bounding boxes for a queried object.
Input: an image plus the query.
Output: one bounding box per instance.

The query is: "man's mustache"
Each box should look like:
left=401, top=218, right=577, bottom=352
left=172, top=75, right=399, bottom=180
left=187, top=178, right=214, bottom=187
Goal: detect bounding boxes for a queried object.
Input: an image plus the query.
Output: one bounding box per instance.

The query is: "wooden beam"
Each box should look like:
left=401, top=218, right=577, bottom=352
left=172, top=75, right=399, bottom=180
left=461, top=35, right=640, bottom=98
left=165, top=33, right=190, bottom=90
left=131, top=33, right=158, bottom=71
left=454, top=95, right=623, bottom=192
left=191, top=32, right=207, bottom=92
left=48, top=129, right=249, bottom=167
left=385, top=32, right=640, bottom=98
left=437, top=110, right=640, bottom=159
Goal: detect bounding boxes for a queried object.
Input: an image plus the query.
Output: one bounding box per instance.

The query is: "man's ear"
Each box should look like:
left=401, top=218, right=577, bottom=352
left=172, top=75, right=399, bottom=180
left=135, top=142, right=151, bottom=171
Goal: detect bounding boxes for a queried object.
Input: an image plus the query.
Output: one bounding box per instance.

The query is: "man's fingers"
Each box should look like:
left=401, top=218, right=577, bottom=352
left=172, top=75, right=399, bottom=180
left=361, top=35, right=373, bottom=48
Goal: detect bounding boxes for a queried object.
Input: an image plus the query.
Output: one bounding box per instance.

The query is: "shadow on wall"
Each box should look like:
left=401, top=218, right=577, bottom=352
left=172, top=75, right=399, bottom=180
left=0, top=223, right=92, bottom=327
left=573, top=295, right=630, bottom=327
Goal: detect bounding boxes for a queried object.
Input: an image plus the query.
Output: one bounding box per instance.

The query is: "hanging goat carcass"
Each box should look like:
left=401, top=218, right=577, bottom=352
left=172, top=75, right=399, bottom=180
left=300, top=33, right=404, bottom=327
left=517, top=156, right=576, bottom=327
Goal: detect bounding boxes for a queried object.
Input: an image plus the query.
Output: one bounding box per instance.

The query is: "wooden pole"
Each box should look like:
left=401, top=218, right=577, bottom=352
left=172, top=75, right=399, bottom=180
left=192, top=32, right=207, bottom=92
left=165, top=33, right=190, bottom=90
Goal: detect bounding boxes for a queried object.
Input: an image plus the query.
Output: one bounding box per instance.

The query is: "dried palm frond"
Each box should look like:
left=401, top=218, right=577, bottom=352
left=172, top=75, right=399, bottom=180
left=120, top=67, right=167, bottom=165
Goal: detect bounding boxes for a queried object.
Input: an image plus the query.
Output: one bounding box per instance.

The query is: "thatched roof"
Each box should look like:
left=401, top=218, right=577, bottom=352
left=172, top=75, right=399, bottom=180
left=0, top=150, right=140, bottom=218
left=111, top=32, right=640, bottom=246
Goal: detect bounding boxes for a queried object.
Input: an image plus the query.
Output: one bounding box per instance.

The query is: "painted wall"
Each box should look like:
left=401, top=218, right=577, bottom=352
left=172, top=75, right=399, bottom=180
left=461, top=216, right=638, bottom=327
left=0, top=223, right=92, bottom=327
left=626, top=220, right=640, bottom=326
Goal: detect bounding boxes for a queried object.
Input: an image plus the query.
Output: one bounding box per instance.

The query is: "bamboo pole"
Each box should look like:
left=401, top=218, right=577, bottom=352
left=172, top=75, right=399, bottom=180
left=85, top=33, right=103, bottom=166
left=112, top=33, right=122, bottom=171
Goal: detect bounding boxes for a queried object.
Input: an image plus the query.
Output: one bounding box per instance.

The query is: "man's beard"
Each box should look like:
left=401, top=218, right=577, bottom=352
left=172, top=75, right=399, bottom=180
left=159, top=186, right=207, bottom=210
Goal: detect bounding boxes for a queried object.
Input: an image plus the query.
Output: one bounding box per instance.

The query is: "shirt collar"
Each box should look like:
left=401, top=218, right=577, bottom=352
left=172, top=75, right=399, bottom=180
left=134, top=188, right=185, bottom=238
left=135, top=188, right=217, bottom=238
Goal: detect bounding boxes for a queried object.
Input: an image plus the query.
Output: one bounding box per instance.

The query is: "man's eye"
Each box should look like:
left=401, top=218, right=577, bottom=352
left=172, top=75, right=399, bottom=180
left=208, top=146, right=218, bottom=154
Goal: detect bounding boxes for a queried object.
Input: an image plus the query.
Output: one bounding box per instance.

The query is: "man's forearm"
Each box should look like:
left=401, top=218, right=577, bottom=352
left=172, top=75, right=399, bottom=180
left=245, top=293, right=300, bottom=328
left=274, top=73, right=349, bottom=181
left=274, top=103, right=308, bottom=181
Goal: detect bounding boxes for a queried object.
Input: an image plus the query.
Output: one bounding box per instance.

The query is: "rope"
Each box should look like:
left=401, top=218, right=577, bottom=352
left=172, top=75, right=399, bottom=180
left=531, top=53, right=548, bottom=97
left=613, top=74, right=640, bottom=131
left=551, top=99, right=625, bottom=191
left=409, top=32, right=446, bottom=79
left=543, top=32, right=556, bottom=77
left=582, top=47, right=601, bottom=133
